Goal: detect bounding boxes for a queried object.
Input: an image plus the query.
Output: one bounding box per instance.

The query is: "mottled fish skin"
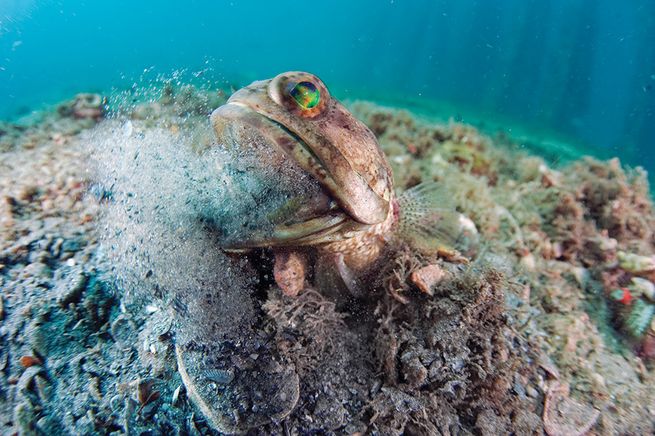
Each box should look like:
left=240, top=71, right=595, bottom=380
left=210, top=71, right=466, bottom=292
left=213, top=71, right=393, bottom=227
left=211, top=71, right=397, bottom=273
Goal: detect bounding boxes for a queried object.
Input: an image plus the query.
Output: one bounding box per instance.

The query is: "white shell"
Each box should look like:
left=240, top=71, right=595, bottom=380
left=172, top=385, right=182, bottom=406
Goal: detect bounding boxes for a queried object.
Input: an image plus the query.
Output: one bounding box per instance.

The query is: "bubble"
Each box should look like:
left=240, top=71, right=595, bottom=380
left=90, top=115, right=257, bottom=339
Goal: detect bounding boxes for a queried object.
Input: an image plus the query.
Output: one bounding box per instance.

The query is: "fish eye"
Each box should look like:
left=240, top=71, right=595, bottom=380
left=289, top=81, right=320, bottom=110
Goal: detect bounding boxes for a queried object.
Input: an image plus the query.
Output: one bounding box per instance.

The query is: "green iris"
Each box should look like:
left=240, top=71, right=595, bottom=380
left=290, top=81, right=320, bottom=109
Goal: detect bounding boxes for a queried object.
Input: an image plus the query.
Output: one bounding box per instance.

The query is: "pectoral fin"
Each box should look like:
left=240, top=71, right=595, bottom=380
left=396, top=182, right=479, bottom=257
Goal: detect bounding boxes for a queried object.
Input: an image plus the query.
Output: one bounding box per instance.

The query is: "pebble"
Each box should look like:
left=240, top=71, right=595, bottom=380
left=519, top=252, right=536, bottom=271
left=27, top=320, right=48, bottom=357
left=513, top=380, right=526, bottom=398
left=88, top=376, right=102, bottom=401
left=0, top=347, right=8, bottom=371
left=23, top=261, right=50, bottom=280
left=19, top=354, right=42, bottom=368
left=410, top=264, right=447, bottom=296
left=110, top=395, right=124, bottom=412
left=571, top=266, right=589, bottom=289
left=146, top=309, right=173, bottom=338
left=526, top=385, right=539, bottom=398
left=590, top=373, right=606, bottom=389
left=55, top=268, right=88, bottom=307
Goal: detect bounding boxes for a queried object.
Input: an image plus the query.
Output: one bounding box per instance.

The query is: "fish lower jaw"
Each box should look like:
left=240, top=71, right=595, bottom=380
left=319, top=207, right=395, bottom=271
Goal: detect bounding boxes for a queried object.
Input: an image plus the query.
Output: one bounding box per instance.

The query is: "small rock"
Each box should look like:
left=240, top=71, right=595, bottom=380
left=109, top=395, right=123, bottom=413
left=19, top=355, right=42, bottom=368
left=401, top=355, right=428, bottom=387
left=88, top=376, right=103, bottom=401
left=72, top=392, right=91, bottom=418
left=23, top=261, right=50, bottom=279
left=571, top=267, right=589, bottom=289
left=313, top=394, right=349, bottom=430
left=410, top=264, right=447, bottom=295
left=146, top=309, right=173, bottom=338
left=50, top=237, right=64, bottom=258
left=513, top=379, right=526, bottom=398
left=370, top=379, right=382, bottom=396
left=538, top=354, right=561, bottom=380
left=17, top=186, right=39, bottom=202
left=519, top=252, right=536, bottom=271
left=273, top=251, right=307, bottom=297
left=73, top=414, right=96, bottom=435
left=0, top=346, right=8, bottom=371
left=35, top=375, right=53, bottom=401
left=55, top=268, right=88, bottom=307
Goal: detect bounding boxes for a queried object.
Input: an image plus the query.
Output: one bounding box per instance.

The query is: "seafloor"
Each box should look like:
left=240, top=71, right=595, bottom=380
left=1, top=85, right=654, bottom=435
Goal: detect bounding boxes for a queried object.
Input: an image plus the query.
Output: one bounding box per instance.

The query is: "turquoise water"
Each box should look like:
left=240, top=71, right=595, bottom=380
left=1, top=0, right=654, bottom=169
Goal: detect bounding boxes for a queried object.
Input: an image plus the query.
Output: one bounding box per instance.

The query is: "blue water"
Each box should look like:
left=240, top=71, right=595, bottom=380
left=1, top=0, right=654, bottom=170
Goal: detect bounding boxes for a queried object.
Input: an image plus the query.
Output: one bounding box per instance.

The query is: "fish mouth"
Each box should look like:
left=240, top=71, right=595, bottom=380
left=212, top=99, right=391, bottom=227
left=210, top=100, right=343, bottom=214
left=208, top=102, right=359, bottom=249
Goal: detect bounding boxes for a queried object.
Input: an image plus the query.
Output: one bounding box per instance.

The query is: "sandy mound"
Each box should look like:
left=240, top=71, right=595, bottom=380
left=1, top=86, right=653, bottom=435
